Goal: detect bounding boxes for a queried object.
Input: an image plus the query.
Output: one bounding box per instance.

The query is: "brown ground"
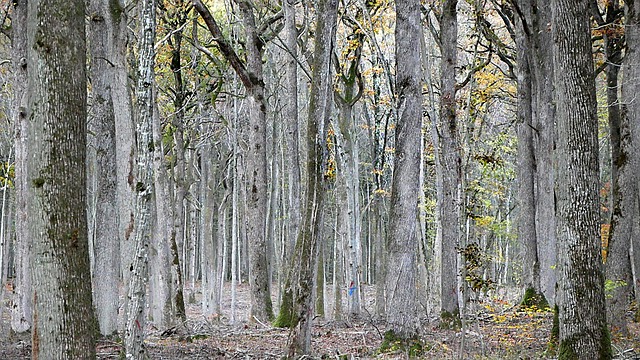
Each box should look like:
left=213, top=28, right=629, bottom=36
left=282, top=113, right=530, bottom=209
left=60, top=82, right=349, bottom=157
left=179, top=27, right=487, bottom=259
left=1, top=283, right=639, bottom=359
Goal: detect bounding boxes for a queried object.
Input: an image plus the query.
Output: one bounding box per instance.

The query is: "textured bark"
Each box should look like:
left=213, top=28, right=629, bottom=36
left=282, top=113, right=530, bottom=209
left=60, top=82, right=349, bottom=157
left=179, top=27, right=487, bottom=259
left=11, top=0, right=31, bottom=335
left=165, top=6, right=188, bottom=319
left=150, top=102, right=175, bottom=329
left=88, top=0, right=121, bottom=336
left=287, top=0, right=337, bottom=354
left=530, top=0, right=557, bottom=304
left=384, top=0, right=421, bottom=338
left=514, top=0, right=542, bottom=302
left=112, top=0, right=135, bottom=335
left=124, top=0, right=155, bottom=357
left=622, top=0, right=640, bottom=324
left=27, top=0, right=97, bottom=357
left=284, top=0, right=302, bottom=261
left=333, top=38, right=364, bottom=317
left=600, top=0, right=631, bottom=336
left=552, top=0, right=612, bottom=358
left=437, top=0, right=461, bottom=321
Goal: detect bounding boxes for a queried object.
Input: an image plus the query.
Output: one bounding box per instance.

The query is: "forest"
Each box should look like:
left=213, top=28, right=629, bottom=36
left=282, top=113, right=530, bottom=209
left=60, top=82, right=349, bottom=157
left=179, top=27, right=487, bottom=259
left=0, top=0, right=638, bottom=358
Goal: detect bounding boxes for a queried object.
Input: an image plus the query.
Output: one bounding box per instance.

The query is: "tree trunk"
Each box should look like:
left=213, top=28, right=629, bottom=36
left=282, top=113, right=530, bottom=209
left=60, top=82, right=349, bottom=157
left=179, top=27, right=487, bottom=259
left=621, top=0, right=640, bottom=324
left=605, top=0, right=633, bottom=335
left=437, top=0, right=461, bottom=324
left=11, top=0, right=31, bottom=335
left=287, top=0, right=337, bottom=354
left=552, top=0, right=612, bottom=357
left=149, top=102, right=176, bottom=329
left=514, top=0, right=543, bottom=305
left=88, top=0, right=121, bottom=336
left=530, top=0, right=557, bottom=304
left=124, top=0, right=156, bottom=356
left=284, top=0, right=302, bottom=263
left=27, top=0, right=97, bottom=357
left=112, top=0, right=136, bottom=335
left=384, top=0, right=422, bottom=338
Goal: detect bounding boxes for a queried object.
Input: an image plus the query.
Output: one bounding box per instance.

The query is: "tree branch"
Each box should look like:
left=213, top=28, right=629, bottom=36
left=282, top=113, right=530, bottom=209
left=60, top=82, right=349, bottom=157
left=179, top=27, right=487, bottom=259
left=192, top=0, right=253, bottom=89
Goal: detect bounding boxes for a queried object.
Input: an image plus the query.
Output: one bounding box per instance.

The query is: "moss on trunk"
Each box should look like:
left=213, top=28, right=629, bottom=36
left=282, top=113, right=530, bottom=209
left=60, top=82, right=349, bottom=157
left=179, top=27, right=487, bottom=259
left=521, top=287, right=549, bottom=309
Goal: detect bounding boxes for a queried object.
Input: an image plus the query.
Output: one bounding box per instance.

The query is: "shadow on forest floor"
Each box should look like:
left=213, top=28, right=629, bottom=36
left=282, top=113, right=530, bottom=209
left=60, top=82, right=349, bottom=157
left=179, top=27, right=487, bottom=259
left=1, top=284, right=639, bottom=359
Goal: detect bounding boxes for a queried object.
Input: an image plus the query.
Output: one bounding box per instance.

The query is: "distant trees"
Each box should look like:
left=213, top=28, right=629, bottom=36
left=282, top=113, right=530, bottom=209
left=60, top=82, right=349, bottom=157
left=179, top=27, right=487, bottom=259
left=0, top=0, right=637, bottom=357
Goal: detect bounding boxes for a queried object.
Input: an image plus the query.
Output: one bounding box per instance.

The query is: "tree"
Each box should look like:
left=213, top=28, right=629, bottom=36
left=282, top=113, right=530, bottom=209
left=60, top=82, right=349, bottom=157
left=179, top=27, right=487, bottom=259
left=283, top=0, right=301, bottom=266
left=531, top=0, right=557, bottom=305
left=621, top=0, right=640, bottom=324
left=124, top=0, right=156, bottom=356
left=88, top=0, right=121, bottom=336
left=437, top=0, right=461, bottom=325
left=286, top=0, right=337, bottom=354
left=592, top=0, right=632, bottom=336
left=11, top=0, right=31, bottom=335
left=384, top=0, right=421, bottom=338
left=552, top=0, right=612, bottom=358
left=27, top=0, right=97, bottom=357
left=513, top=0, right=545, bottom=306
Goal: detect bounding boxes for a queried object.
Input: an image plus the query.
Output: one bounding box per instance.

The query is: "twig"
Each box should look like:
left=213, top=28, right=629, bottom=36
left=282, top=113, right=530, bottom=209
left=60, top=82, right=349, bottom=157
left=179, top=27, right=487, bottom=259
left=361, top=305, right=383, bottom=339
left=253, top=315, right=271, bottom=329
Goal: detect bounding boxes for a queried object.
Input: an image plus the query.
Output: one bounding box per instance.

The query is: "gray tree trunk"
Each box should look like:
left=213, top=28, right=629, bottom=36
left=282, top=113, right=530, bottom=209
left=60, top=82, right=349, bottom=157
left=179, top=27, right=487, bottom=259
left=88, top=0, right=121, bottom=336
left=284, top=0, right=302, bottom=262
left=622, top=0, right=640, bottom=323
left=514, top=0, right=542, bottom=302
left=112, top=0, right=136, bottom=335
left=437, top=0, right=461, bottom=323
left=384, top=0, right=422, bottom=338
left=552, top=0, right=612, bottom=357
left=11, top=0, right=31, bottom=335
left=601, top=0, right=632, bottom=336
left=150, top=102, right=176, bottom=329
left=530, top=0, right=557, bottom=304
left=124, top=0, right=156, bottom=356
left=287, top=0, right=337, bottom=354
left=27, top=0, right=97, bottom=356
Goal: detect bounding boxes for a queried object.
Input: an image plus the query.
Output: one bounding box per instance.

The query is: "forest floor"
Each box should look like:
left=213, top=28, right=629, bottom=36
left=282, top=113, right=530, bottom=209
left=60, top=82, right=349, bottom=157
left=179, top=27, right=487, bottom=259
left=1, top=283, right=639, bottom=359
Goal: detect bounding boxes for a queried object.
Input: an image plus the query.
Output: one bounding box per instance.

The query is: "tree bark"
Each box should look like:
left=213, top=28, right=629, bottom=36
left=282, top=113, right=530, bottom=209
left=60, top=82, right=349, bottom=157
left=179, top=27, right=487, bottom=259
left=605, top=0, right=633, bottom=335
left=283, top=0, right=302, bottom=263
left=88, top=0, right=121, bottom=336
left=11, top=0, right=31, bottom=335
left=531, top=0, right=557, bottom=304
left=287, top=0, right=337, bottom=354
left=514, top=0, right=543, bottom=304
left=124, top=0, right=156, bottom=356
left=384, top=0, right=422, bottom=338
left=552, top=0, right=612, bottom=357
left=27, top=0, right=97, bottom=357
left=622, top=0, right=640, bottom=324
left=437, top=0, right=461, bottom=324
